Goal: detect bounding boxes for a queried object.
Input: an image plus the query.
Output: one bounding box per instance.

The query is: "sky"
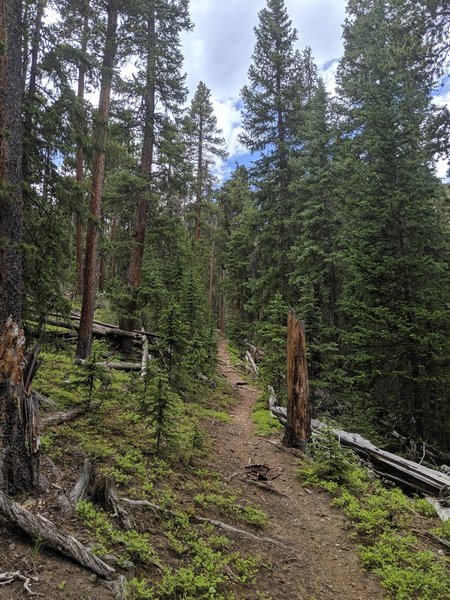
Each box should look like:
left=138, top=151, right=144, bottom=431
left=180, top=0, right=449, bottom=181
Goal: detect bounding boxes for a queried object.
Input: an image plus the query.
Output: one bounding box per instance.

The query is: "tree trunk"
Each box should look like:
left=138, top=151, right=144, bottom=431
left=194, top=116, right=203, bottom=241
left=76, top=0, right=118, bottom=359
left=219, top=265, right=226, bottom=334
left=120, top=14, right=156, bottom=352
left=0, top=0, right=38, bottom=494
left=208, top=217, right=218, bottom=310
left=75, top=0, right=90, bottom=296
left=22, top=0, right=45, bottom=183
left=283, top=308, right=311, bottom=450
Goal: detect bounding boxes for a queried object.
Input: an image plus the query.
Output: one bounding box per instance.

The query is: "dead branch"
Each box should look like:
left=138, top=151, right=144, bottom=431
left=119, top=497, right=295, bottom=551
left=0, top=571, right=43, bottom=597
left=75, top=359, right=141, bottom=371
left=40, top=406, right=87, bottom=429
left=0, top=491, right=115, bottom=578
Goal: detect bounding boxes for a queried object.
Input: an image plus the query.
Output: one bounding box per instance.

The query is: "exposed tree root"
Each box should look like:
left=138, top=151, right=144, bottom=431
left=120, top=497, right=297, bottom=551
left=0, top=491, right=115, bottom=578
left=0, top=571, right=43, bottom=597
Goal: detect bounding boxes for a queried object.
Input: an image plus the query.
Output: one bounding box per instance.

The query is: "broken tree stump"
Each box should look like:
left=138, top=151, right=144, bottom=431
left=282, top=309, right=311, bottom=451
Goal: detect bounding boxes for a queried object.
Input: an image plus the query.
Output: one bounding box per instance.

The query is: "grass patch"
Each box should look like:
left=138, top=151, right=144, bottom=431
left=252, top=400, right=283, bottom=436
left=297, top=429, right=450, bottom=600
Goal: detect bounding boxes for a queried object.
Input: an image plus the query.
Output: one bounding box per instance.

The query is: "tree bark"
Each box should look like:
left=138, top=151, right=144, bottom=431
left=194, top=115, right=203, bottom=241
left=0, top=491, right=115, bottom=578
left=121, top=15, right=156, bottom=352
left=77, top=0, right=118, bottom=359
left=0, top=0, right=39, bottom=494
left=283, top=308, right=311, bottom=450
left=75, top=0, right=90, bottom=295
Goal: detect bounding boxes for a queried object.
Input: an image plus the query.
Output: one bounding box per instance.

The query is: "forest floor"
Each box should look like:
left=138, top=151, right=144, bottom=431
left=0, top=338, right=386, bottom=600
left=209, top=340, right=384, bottom=600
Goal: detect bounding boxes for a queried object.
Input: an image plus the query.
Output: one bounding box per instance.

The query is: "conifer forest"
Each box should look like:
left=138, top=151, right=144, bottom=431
left=0, top=0, right=450, bottom=598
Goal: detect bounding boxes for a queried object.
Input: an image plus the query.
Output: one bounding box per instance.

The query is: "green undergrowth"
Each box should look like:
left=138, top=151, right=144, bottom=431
left=226, top=342, right=282, bottom=438
left=297, top=429, right=450, bottom=600
left=252, top=399, right=283, bottom=437
left=35, top=340, right=272, bottom=599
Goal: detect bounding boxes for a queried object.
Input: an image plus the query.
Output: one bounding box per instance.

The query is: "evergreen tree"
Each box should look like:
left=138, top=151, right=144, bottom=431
left=289, top=79, right=342, bottom=396
left=77, top=0, right=119, bottom=359
left=336, top=0, right=450, bottom=447
left=184, top=81, right=227, bottom=241
left=120, top=0, right=192, bottom=344
left=239, top=0, right=318, bottom=307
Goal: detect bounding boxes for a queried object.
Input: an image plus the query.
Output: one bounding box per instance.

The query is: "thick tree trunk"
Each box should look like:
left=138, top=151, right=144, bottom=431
left=120, top=15, right=156, bottom=352
left=77, top=0, right=118, bottom=359
left=75, top=0, right=90, bottom=295
left=283, top=309, right=311, bottom=450
left=0, top=0, right=38, bottom=493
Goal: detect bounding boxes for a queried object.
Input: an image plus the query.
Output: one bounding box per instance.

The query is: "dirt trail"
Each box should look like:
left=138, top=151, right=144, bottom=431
left=212, top=340, right=384, bottom=600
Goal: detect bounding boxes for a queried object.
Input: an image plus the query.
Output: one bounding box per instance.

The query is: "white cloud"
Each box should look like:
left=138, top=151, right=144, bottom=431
left=182, top=0, right=348, bottom=175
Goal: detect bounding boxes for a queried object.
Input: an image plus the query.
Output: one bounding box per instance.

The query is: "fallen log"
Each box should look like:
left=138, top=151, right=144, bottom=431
left=40, top=406, right=87, bottom=429
left=47, top=314, right=159, bottom=340
left=31, top=317, right=158, bottom=343
left=244, top=351, right=258, bottom=374
left=75, top=359, right=141, bottom=371
left=269, top=405, right=450, bottom=502
left=0, top=491, right=115, bottom=578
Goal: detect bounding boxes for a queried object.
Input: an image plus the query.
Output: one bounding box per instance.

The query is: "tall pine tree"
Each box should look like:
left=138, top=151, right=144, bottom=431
left=336, top=0, right=450, bottom=448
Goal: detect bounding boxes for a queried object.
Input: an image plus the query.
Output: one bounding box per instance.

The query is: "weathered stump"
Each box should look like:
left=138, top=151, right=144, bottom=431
left=282, top=308, right=311, bottom=450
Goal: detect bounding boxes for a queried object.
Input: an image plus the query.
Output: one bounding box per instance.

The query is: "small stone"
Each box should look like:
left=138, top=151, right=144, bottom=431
left=9, top=543, right=16, bottom=551
left=89, top=574, right=98, bottom=583
left=120, top=560, right=135, bottom=570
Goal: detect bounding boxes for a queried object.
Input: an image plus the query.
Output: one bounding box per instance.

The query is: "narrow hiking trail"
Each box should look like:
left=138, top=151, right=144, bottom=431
left=212, top=340, right=384, bottom=600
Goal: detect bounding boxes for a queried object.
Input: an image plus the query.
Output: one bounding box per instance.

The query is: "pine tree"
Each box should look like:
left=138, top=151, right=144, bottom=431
left=289, top=79, right=342, bottom=394
left=336, top=0, right=450, bottom=447
left=240, top=0, right=299, bottom=167
left=77, top=0, right=119, bottom=359
left=239, top=0, right=318, bottom=307
left=120, top=0, right=192, bottom=346
left=184, top=81, right=227, bottom=241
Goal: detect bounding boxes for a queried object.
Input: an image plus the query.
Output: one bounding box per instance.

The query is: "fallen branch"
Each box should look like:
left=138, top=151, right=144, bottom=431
left=0, top=571, right=43, bottom=597
left=40, top=406, right=87, bottom=429
left=244, top=351, right=258, bottom=374
left=0, top=491, right=115, bottom=578
left=75, top=359, right=141, bottom=371
left=120, top=497, right=295, bottom=551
